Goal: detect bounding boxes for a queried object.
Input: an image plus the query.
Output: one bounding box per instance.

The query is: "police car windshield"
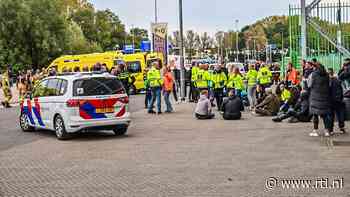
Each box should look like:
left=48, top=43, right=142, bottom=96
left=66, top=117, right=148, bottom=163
left=73, top=77, right=123, bottom=96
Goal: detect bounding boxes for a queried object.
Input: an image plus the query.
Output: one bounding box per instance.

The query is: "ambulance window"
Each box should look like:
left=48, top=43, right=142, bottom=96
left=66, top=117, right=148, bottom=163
left=46, top=79, right=60, bottom=96
left=33, top=80, right=48, bottom=98
left=126, top=61, right=142, bottom=73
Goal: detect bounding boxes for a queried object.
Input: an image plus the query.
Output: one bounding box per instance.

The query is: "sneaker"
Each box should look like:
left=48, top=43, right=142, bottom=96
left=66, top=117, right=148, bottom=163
left=340, top=128, right=347, bottom=134
left=157, top=112, right=162, bottom=115
left=148, top=110, right=156, bottom=114
left=309, top=130, right=319, bottom=137
left=324, top=131, right=330, bottom=137
left=272, top=117, right=282, bottom=122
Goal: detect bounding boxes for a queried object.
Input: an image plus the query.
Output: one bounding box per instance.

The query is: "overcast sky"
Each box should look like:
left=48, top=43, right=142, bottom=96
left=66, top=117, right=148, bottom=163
left=89, top=0, right=339, bottom=34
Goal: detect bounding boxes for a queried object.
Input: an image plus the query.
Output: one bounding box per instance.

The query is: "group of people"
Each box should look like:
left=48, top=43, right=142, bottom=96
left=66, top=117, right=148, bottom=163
left=193, top=58, right=350, bottom=137
left=3, top=57, right=350, bottom=138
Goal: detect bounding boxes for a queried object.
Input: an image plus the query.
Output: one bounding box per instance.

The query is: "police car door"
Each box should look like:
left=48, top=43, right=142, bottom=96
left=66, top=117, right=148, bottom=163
left=29, top=79, right=48, bottom=128
left=41, top=78, right=62, bottom=128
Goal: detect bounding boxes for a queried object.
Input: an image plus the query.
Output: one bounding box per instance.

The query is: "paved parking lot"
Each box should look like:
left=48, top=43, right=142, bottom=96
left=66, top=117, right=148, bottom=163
left=0, top=96, right=350, bottom=196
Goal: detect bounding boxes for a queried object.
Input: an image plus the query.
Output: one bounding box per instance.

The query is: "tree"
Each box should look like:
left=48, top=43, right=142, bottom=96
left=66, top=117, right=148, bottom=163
left=185, top=30, right=196, bottom=61
left=0, top=0, right=72, bottom=69
left=126, top=27, right=149, bottom=48
left=199, top=32, right=213, bottom=53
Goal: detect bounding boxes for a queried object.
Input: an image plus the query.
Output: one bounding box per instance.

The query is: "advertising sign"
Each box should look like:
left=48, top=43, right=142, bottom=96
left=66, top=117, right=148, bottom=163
left=151, top=23, right=168, bottom=64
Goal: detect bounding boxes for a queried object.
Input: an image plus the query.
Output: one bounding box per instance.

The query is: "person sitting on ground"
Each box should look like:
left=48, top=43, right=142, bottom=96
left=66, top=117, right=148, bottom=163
left=278, top=83, right=292, bottom=113
left=272, top=90, right=312, bottom=123
left=254, top=88, right=280, bottom=116
left=221, top=89, right=244, bottom=120
left=195, top=90, right=215, bottom=120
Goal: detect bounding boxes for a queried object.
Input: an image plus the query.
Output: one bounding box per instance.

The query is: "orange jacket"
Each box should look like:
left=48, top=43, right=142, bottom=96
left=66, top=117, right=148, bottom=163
left=163, top=72, right=174, bottom=91
left=286, top=68, right=300, bottom=85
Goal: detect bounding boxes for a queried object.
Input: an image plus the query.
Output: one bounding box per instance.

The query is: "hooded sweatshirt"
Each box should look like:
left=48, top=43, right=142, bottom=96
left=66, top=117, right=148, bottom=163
left=195, top=94, right=212, bottom=115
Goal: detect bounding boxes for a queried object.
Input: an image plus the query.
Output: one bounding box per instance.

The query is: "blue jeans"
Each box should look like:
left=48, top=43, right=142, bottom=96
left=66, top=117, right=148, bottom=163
left=163, top=91, right=173, bottom=112
left=145, top=89, right=152, bottom=108
left=149, top=87, right=162, bottom=112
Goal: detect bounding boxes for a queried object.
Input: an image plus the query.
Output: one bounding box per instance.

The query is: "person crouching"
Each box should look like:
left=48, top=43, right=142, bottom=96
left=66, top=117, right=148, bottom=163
left=221, top=89, right=244, bottom=120
left=195, top=90, right=215, bottom=120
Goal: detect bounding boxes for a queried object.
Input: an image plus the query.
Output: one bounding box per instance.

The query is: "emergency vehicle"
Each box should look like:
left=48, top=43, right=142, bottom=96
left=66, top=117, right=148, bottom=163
left=19, top=72, right=131, bottom=140
left=116, top=52, right=164, bottom=92
left=47, top=51, right=123, bottom=73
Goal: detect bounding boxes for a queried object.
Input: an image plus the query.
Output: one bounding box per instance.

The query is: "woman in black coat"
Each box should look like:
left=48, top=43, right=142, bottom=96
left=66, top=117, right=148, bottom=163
left=307, top=64, right=333, bottom=137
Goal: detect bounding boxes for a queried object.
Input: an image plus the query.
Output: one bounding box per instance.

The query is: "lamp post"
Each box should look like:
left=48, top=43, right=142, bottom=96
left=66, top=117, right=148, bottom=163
left=235, top=20, right=239, bottom=62
left=154, top=0, right=158, bottom=23
left=179, top=0, right=186, bottom=101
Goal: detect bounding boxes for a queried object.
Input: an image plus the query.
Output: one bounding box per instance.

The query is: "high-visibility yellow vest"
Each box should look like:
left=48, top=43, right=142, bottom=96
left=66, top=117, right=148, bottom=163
left=227, top=74, right=244, bottom=90
left=147, top=67, right=163, bottom=88
left=281, top=89, right=291, bottom=102
left=196, top=69, right=210, bottom=88
left=191, top=66, right=199, bottom=82
left=211, top=71, right=227, bottom=89
left=257, top=66, right=272, bottom=85
left=245, top=69, right=258, bottom=87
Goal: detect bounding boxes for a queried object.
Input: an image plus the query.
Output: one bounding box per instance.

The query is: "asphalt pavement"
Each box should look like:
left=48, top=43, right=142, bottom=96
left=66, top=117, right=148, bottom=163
left=0, top=95, right=145, bottom=152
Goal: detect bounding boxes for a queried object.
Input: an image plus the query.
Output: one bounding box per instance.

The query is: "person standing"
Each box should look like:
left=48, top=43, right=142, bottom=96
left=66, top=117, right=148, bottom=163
left=285, top=63, right=300, bottom=86
left=190, top=62, right=200, bottom=102
left=116, top=62, right=131, bottom=95
left=1, top=67, right=12, bottom=108
left=329, top=68, right=346, bottom=134
left=229, top=67, right=244, bottom=99
left=163, top=66, right=174, bottom=113
left=147, top=62, right=163, bottom=114
left=308, top=63, right=332, bottom=137
left=195, top=64, right=211, bottom=94
left=211, top=65, right=227, bottom=110
left=143, top=67, right=152, bottom=109
left=246, top=64, right=258, bottom=110
left=257, top=64, right=272, bottom=92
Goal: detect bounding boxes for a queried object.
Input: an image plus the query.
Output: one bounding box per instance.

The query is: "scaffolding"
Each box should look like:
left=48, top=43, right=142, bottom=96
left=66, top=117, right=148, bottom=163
left=289, top=0, right=350, bottom=71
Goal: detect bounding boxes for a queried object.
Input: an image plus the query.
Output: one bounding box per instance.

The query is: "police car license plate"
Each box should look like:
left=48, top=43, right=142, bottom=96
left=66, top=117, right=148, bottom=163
left=96, top=108, right=115, bottom=113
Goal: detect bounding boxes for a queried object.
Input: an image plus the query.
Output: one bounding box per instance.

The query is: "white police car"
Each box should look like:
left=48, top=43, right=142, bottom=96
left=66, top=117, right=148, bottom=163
left=19, top=72, right=131, bottom=140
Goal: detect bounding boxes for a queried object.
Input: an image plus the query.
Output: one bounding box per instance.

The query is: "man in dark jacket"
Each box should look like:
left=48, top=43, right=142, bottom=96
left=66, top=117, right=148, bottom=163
left=221, top=90, right=244, bottom=120
left=255, top=88, right=280, bottom=116
left=329, top=68, right=346, bottom=134
left=272, top=90, right=312, bottom=123
left=308, top=63, right=332, bottom=137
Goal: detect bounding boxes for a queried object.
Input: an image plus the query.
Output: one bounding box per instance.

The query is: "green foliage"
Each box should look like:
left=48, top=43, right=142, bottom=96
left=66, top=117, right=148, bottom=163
left=0, top=0, right=146, bottom=71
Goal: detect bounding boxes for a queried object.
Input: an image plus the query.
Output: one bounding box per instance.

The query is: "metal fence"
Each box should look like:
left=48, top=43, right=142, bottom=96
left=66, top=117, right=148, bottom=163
left=289, top=1, right=350, bottom=71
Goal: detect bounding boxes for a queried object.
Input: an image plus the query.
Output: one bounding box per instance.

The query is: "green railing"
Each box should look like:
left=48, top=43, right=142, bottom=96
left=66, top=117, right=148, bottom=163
left=288, top=2, right=350, bottom=72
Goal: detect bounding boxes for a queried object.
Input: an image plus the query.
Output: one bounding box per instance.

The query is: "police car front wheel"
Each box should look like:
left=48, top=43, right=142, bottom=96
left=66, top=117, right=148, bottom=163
left=113, top=127, right=128, bottom=136
left=19, top=113, right=34, bottom=132
left=54, top=115, right=70, bottom=140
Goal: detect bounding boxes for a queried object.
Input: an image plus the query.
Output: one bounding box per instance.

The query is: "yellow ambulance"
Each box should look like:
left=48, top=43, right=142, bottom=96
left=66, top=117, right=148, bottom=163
left=48, top=51, right=123, bottom=73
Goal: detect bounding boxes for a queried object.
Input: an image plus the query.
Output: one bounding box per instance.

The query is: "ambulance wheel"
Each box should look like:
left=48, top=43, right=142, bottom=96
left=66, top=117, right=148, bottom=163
left=54, top=115, right=70, bottom=140
left=113, top=126, right=128, bottom=136
left=19, top=113, right=35, bottom=132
